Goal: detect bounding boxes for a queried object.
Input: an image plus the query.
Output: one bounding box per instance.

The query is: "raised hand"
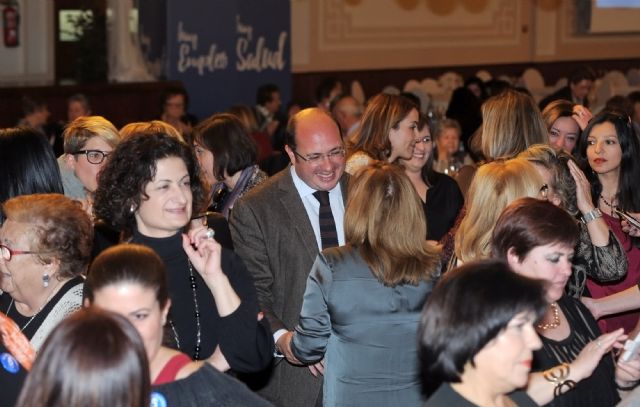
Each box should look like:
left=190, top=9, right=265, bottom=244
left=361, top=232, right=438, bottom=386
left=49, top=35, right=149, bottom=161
left=572, top=328, right=626, bottom=382
left=567, top=160, right=594, bottom=215
left=572, top=105, right=593, bottom=131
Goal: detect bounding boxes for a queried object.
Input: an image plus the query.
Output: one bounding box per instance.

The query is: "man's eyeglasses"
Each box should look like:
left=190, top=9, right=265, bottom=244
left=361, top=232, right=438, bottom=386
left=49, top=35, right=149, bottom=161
left=0, top=244, right=49, bottom=262
left=73, top=150, right=110, bottom=165
left=293, top=148, right=346, bottom=164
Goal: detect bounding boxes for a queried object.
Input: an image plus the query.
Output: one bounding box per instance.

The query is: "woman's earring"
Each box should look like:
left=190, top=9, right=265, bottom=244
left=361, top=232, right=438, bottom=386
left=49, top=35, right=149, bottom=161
left=42, top=273, right=50, bottom=288
left=130, top=204, right=136, bottom=213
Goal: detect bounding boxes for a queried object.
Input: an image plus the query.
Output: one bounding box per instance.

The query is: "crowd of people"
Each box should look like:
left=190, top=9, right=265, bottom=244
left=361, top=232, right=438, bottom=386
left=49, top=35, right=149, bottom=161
left=2, top=68, right=640, bottom=407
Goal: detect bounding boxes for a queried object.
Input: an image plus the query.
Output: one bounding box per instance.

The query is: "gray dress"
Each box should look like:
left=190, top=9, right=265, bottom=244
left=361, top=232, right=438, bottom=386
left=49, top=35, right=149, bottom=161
left=291, top=246, right=433, bottom=407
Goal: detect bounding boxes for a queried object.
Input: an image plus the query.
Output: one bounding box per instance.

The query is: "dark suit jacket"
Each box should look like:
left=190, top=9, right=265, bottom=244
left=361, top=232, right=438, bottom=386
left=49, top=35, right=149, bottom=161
left=230, top=167, right=349, bottom=407
left=539, top=85, right=589, bottom=110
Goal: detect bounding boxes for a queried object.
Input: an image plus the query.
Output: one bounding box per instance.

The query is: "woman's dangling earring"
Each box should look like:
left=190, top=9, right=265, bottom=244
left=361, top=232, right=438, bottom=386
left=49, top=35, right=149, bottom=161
left=42, top=273, right=50, bottom=288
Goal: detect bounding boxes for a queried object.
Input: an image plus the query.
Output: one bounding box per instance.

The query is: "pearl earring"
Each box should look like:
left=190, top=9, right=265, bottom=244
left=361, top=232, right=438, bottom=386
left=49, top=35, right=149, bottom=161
left=42, top=273, right=50, bottom=288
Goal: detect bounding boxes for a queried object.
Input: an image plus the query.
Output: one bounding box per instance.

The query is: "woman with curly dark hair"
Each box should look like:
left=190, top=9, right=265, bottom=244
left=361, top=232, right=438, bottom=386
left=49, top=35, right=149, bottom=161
left=93, top=131, right=273, bottom=373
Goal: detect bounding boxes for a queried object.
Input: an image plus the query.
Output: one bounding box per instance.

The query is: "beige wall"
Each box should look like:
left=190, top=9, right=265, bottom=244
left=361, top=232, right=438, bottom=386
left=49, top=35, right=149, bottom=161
left=292, top=0, right=640, bottom=73
left=0, top=0, right=54, bottom=85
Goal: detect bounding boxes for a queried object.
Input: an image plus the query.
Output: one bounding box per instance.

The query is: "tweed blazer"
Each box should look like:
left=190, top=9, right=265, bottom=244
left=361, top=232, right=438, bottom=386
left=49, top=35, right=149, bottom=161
left=230, top=166, right=349, bottom=407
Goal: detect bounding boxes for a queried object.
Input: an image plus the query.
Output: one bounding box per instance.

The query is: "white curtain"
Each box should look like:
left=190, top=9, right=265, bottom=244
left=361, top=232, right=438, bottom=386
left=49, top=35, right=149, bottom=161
left=107, top=0, right=155, bottom=82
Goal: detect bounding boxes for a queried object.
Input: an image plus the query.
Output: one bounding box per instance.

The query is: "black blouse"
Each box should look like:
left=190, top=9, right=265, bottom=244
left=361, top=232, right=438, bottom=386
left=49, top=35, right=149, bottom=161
left=131, top=229, right=273, bottom=373
left=532, top=295, right=619, bottom=407
left=423, top=172, right=464, bottom=241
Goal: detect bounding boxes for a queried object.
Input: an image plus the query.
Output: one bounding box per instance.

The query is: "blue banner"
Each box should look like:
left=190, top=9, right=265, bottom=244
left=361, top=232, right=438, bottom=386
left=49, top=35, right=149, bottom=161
left=166, top=0, right=291, bottom=122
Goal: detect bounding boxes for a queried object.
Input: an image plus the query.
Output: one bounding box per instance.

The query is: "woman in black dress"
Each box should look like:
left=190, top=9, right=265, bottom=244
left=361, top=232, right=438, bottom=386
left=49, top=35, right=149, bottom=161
left=93, top=130, right=272, bottom=372
left=400, top=114, right=463, bottom=242
left=492, top=198, right=640, bottom=406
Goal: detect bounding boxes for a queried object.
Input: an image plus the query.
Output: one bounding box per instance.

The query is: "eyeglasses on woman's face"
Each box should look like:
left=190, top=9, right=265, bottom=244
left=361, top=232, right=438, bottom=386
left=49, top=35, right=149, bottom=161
left=73, top=150, right=110, bottom=165
left=0, top=244, right=49, bottom=262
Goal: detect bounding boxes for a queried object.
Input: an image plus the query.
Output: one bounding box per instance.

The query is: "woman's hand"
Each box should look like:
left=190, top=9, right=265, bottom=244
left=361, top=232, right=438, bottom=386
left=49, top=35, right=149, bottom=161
left=182, top=229, right=241, bottom=317
left=572, top=105, right=593, bottom=131
left=308, top=359, right=325, bottom=377
left=209, top=345, right=231, bottom=372
left=572, top=328, right=626, bottom=381
left=567, top=160, right=595, bottom=215
left=621, top=213, right=640, bottom=237
left=616, top=355, right=640, bottom=390
left=182, top=228, right=224, bottom=283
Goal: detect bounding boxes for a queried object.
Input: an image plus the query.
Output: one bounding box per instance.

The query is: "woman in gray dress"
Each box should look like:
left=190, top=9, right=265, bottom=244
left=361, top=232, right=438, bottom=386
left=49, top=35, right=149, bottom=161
left=280, top=162, right=441, bottom=406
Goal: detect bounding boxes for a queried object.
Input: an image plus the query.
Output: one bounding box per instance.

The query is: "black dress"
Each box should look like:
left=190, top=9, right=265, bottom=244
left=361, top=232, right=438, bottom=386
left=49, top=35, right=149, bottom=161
left=152, top=364, right=274, bottom=406
left=0, top=341, right=28, bottom=407
left=532, top=295, right=619, bottom=407
left=423, top=172, right=464, bottom=241
left=0, top=276, right=84, bottom=407
left=131, top=229, right=273, bottom=373
left=425, top=382, right=537, bottom=406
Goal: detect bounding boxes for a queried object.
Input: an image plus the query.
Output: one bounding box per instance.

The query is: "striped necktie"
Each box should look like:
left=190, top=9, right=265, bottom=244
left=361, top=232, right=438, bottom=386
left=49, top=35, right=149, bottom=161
left=313, top=190, right=339, bottom=250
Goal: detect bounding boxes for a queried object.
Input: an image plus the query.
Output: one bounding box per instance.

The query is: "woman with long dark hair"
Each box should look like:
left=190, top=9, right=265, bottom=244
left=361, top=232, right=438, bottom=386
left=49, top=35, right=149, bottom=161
left=574, top=110, right=640, bottom=334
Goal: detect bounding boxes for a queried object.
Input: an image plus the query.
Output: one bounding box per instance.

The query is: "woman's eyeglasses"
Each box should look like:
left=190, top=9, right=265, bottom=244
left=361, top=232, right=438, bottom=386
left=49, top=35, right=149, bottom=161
left=0, top=244, right=49, bottom=262
left=73, top=150, right=110, bottom=165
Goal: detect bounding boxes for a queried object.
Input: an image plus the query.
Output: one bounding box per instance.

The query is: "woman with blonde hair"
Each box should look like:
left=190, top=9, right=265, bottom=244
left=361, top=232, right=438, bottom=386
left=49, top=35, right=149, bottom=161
left=481, top=88, right=548, bottom=160
left=346, top=93, right=418, bottom=173
left=120, top=120, right=184, bottom=142
left=61, top=116, right=121, bottom=213
left=280, top=163, right=440, bottom=406
left=454, top=157, right=545, bottom=264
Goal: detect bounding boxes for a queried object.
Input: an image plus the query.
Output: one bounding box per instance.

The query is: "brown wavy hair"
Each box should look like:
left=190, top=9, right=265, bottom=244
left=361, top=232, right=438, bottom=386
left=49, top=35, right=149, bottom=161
left=347, top=94, right=418, bottom=161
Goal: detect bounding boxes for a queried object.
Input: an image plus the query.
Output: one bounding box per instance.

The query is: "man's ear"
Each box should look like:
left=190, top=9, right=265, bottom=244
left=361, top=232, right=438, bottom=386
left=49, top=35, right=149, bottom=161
left=284, top=145, right=296, bottom=165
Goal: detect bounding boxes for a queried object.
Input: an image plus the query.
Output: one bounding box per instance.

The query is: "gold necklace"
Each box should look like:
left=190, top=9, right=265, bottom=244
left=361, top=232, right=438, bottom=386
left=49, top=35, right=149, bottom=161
left=537, top=302, right=561, bottom=330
